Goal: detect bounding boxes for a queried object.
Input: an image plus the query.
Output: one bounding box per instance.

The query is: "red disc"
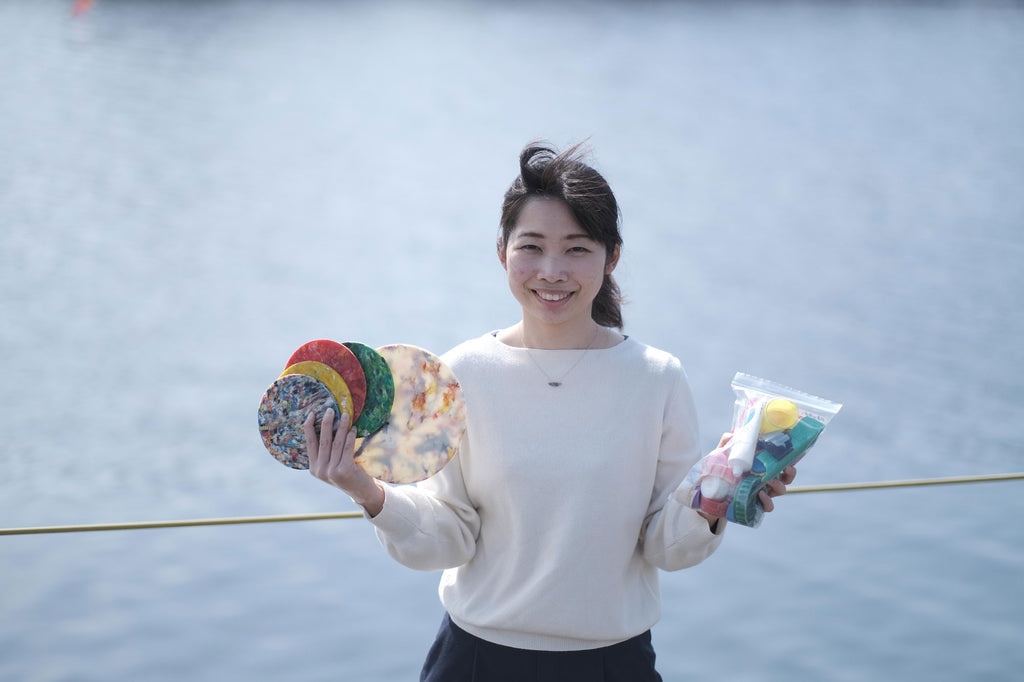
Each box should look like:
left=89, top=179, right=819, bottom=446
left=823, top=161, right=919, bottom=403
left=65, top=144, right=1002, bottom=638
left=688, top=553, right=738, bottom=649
left=287, top=340, right=367, bottom=420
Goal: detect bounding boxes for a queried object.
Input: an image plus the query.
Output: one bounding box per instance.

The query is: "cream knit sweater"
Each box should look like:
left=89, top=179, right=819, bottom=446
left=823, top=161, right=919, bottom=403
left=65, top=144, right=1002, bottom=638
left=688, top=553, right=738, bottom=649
left=368, top=332, right=724, bottom=651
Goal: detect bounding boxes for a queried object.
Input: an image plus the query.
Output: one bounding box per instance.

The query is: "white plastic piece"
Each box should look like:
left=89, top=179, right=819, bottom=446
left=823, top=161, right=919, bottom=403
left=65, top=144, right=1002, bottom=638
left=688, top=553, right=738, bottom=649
left=727, top=399, right=765, bottom=477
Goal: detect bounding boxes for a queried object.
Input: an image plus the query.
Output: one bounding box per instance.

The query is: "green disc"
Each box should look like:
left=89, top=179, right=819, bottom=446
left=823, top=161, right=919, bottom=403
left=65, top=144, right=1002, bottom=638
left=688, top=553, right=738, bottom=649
left=343, top=342, right=395, bottom=437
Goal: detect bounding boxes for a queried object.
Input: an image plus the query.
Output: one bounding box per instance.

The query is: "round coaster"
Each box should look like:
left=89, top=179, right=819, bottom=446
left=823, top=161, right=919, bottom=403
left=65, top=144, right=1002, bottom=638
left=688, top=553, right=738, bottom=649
left=344, top=342, right=395, bottom=438
left=258, top=374, right=340, bottom=470
left=286, top=340, right=368, bottom=422
left=353, top=344, right=466, bottom=484
left=280, top=360, right=354, bottom=425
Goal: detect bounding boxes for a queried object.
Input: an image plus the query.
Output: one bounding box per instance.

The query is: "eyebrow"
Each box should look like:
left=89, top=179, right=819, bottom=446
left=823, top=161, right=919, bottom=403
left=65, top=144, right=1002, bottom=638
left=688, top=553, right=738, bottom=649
left=513, top=231, right=593, bottom=241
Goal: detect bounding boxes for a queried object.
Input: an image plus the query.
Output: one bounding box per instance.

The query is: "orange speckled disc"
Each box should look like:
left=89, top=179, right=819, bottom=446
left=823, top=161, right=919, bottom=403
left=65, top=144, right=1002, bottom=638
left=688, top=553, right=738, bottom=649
left=353, top=344, right=466, bottom=484
left=287, top=340, right=367, bottom=421
left=280, top=361, right=354, bottom=426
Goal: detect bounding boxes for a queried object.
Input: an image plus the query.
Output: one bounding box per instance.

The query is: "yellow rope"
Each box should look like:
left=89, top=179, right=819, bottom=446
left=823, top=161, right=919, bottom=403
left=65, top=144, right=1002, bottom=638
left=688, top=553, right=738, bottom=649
left=0, top=511, right=363, bottom=536
left=786, top=471, right=1024, bottom=494
left=1, top=473, right=1022, bottom=536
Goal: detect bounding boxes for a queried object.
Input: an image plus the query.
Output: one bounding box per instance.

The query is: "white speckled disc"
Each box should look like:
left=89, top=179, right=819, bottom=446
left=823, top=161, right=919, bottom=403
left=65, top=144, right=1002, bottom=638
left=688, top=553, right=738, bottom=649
left=353, top=344, right=466, bottom=484
left=258, top=374, right=339, bottom=470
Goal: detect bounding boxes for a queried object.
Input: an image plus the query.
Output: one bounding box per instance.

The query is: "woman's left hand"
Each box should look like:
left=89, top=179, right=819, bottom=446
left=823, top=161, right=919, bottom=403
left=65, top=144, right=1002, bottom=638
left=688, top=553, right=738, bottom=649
left=757, top=464, right=797, bottom=513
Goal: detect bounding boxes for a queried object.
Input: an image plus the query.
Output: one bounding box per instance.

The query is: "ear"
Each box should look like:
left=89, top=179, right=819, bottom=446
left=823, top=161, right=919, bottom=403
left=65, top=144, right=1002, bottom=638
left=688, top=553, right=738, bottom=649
left=497, top=240, right=508, bottom=270
left=605, top=244, right=621, bottom=275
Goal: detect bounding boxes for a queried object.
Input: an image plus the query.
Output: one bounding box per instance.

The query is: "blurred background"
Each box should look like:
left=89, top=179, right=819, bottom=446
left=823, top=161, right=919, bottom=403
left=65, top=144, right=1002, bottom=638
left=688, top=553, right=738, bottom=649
left=1, top=1, right=1022, bottom=680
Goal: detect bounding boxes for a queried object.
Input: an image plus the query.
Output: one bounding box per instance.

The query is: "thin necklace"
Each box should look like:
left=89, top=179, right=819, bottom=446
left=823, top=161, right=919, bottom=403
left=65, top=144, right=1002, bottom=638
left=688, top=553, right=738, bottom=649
left=522, top=326, right=600, bottom=388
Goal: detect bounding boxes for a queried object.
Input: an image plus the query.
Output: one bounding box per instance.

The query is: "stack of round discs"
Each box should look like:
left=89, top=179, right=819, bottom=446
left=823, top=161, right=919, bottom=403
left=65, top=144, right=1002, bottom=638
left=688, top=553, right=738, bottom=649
left=257, top=340, right=466, bottom=484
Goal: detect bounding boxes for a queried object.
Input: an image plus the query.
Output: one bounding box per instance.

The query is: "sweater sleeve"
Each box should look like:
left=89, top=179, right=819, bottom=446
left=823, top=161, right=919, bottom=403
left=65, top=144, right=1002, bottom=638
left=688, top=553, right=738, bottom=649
left=640, top=368, right=726, bottom=571
left=366, top=440, right=480, bottom=572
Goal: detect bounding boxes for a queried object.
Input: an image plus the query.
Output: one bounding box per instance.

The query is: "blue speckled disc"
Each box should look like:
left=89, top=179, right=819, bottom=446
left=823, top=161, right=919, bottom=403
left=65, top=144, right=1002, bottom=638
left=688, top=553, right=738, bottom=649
left=258, top=374, right=340, bottom=470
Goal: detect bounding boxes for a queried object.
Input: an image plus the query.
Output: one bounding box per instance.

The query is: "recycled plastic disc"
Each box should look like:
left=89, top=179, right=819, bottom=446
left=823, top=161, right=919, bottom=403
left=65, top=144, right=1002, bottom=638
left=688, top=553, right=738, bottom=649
left=286, top=340, right=367, bottom=421
left=353, top=344, right=466, bottom=484
left=280, top=360, right=354, bottom=425
left=344, top=342, right=395, bottom=438
left=258, top=374, right=340, bottom=470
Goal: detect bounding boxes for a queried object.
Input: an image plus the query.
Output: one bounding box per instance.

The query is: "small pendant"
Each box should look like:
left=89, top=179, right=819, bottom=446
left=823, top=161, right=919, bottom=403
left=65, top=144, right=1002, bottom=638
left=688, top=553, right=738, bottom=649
left=548, top=381, right=562, bottom=387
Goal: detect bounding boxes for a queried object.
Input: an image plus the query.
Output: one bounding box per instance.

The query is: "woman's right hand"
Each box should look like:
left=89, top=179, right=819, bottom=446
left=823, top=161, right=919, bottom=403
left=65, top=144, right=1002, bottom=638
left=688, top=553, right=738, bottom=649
left=304, top=408, right=385, bottom=517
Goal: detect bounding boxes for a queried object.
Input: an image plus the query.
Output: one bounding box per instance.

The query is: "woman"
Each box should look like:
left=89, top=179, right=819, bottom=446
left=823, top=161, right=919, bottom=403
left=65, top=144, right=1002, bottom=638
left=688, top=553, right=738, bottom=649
left=304, top=142, right=795, bottom=681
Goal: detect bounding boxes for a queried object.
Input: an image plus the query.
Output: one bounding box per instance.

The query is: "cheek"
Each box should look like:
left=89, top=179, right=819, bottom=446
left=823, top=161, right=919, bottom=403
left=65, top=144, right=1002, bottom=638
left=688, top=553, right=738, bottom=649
left=588, top=259, right=610, bottom=285
left=505, top=257, right=531, bottom=282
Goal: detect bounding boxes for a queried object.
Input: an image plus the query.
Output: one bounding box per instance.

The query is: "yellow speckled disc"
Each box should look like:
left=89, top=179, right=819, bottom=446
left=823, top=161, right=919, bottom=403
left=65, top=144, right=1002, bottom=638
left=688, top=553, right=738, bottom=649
left=281, top=361, right=354, bottom=426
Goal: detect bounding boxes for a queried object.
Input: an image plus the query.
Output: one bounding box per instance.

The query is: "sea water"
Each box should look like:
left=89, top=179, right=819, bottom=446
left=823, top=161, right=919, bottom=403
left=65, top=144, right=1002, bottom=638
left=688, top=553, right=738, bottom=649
left=1, top=1, right=1023, bottom=680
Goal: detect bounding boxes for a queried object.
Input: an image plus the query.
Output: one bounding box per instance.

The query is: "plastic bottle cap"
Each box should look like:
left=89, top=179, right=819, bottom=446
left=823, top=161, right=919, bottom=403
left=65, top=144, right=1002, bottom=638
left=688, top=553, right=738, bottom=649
left=760, top=398, right=799, bottom=434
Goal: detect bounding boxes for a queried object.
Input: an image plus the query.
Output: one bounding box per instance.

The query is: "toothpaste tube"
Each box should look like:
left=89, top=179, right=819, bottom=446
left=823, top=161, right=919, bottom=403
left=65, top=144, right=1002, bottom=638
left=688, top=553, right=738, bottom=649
left=727, top=398, right=765, bottom=477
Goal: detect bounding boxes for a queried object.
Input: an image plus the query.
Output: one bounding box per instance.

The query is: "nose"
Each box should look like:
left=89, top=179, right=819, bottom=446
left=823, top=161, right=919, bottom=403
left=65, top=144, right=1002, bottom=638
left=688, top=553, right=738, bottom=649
left=536, top=255, right=568, bottom=281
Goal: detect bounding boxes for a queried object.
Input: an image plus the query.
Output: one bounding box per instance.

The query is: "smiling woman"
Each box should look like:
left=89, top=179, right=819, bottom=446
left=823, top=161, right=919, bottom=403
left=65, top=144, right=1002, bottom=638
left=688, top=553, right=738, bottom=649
left=498, top=197, right=620, bottom=350
left=497, top=143, right=625, bottom=346
left=299, top=141, right=797, bottom=682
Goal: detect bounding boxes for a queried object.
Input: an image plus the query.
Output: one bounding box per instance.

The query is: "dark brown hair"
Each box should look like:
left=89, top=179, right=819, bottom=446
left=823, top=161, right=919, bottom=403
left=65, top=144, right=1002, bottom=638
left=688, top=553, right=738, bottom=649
left=498, top=142, right=624, bottom=329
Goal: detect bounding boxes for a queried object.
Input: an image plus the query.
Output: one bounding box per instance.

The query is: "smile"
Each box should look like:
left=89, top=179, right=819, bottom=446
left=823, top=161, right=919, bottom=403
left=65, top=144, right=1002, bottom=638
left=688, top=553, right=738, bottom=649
left=534, top=290, right=573, bottom=302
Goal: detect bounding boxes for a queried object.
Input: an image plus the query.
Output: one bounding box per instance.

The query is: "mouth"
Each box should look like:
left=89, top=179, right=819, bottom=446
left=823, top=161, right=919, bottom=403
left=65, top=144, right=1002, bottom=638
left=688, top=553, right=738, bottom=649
left=533, top=289, right=574, bottom=303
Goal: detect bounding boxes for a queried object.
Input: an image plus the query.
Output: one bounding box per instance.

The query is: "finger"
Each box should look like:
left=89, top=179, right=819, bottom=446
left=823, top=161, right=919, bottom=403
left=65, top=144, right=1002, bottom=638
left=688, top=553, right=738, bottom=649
left=766, top=477, right=788, bottom=497
left=319, top=408, right=335, bottom=458
left=343, top=418, right=358, bottom=461
left=327, top=411, right=351, bottom=472
left=716, top=432, right=733, bottom=449
left=759, top=488, right=775, bottom=513
left=779, top=465, right=797, bottom=485
left=303, top=411, right=320, bottom=472
left=312, top=408, right=335, bottom=478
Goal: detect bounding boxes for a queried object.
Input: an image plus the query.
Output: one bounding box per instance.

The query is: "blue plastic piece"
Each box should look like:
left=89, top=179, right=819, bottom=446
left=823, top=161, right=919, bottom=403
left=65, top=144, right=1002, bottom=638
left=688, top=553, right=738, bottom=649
left=758, top=431, right=792, bottom=459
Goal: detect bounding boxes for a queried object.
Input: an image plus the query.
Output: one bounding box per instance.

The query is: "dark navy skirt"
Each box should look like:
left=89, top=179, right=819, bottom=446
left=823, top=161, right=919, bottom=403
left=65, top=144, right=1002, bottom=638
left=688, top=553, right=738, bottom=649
left=420, top=613, right=663, bottom=682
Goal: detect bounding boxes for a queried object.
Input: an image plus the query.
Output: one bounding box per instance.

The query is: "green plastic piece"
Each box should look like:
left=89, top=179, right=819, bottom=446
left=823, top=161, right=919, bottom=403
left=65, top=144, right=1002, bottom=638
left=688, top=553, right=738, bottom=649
left=728, top=416, right=825, bottom=527
left=343, top=342, right=395, bottom=438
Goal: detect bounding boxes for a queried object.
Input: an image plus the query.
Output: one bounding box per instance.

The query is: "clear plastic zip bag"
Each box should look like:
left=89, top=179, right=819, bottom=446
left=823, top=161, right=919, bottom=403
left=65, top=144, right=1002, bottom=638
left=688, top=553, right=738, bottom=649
left=684, top=373, right=842, bottom=527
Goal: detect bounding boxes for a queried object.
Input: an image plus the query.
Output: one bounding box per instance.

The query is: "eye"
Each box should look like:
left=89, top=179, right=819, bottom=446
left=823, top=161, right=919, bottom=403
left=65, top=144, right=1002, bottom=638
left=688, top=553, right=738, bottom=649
left=568, top=246, right=592, bottom=254
left=518, top=243, right=541, bottom=252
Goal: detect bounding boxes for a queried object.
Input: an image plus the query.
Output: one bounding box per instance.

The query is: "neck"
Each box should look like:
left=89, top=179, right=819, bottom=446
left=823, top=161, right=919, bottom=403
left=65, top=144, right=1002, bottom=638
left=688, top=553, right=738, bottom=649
left=504, top=320, right=611, bottom=350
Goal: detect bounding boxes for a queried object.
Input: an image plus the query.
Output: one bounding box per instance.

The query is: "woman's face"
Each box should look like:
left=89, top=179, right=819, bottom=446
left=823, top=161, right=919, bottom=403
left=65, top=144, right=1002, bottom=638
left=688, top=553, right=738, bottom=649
left=500, top=197, right=619, bottom=340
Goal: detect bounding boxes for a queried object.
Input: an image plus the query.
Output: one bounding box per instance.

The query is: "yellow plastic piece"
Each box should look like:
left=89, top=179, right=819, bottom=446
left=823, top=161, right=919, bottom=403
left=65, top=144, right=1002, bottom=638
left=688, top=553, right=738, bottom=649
left=280, top=361, right=355, bottom=425
left=760, top=398, right=799, bottom=434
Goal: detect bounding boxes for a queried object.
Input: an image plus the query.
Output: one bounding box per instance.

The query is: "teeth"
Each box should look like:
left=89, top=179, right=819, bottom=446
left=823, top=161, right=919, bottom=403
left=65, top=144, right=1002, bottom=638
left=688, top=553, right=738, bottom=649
left=537, top=291, right=570, bottom=302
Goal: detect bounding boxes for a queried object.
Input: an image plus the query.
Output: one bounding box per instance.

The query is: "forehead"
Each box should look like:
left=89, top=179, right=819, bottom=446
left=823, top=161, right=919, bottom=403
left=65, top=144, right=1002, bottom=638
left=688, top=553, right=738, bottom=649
left=510, top=198, right=595, bottom=242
